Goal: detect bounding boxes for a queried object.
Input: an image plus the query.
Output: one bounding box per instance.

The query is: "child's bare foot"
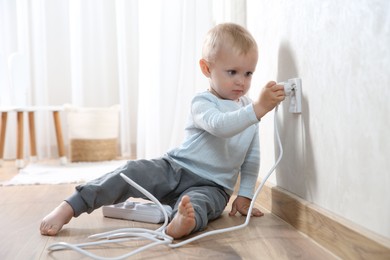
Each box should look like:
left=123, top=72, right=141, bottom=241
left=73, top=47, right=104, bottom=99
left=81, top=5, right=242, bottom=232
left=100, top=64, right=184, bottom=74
left=166, top=195, right=196, bottom=239
left=40, top=201, right=74, bottom=236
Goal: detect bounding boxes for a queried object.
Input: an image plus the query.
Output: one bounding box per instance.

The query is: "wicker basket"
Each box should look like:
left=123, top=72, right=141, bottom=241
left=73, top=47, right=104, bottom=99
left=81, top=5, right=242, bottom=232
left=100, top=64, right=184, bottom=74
left=66, top=105, right=120, bottom=162
left=70, top=139, right=117, bottom=162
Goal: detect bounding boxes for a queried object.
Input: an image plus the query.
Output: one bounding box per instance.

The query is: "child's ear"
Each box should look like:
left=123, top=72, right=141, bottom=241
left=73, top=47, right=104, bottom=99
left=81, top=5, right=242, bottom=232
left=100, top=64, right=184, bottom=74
left=199, top=59, right=211, bottom=77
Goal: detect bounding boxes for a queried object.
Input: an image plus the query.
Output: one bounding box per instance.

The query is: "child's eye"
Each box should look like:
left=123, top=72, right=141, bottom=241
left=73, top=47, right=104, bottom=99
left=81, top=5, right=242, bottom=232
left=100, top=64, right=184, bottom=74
left=245, top=71, right=253, bottom=77
left=227, top=70, right=237, bottom=76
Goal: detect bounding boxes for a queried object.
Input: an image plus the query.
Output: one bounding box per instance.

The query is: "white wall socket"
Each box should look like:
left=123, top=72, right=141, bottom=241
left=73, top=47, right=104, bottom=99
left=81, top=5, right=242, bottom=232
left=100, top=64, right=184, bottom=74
left=280, top=78, right=302, bottom=113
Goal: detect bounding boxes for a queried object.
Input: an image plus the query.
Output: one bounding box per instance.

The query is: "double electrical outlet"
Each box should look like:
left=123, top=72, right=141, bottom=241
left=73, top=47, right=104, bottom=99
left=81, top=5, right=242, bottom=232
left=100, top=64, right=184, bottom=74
left=279, top=78, right=302, bottom=113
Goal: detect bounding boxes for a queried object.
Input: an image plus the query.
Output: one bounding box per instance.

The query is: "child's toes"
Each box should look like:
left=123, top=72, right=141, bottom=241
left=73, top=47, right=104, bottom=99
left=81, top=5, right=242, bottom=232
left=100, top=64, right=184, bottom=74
left=40, top=222, right=59, bottom=236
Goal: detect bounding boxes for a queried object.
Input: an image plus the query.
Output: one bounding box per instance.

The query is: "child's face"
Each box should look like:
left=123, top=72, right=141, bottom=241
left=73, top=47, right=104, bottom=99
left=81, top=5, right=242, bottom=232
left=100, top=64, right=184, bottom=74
left=208, top=45, right=258, bottom=101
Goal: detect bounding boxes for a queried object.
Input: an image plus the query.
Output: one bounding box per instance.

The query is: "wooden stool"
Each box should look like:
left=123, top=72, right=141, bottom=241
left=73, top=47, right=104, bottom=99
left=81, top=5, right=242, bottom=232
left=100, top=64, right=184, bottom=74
left=0, top=106, right=67, bottom=168
left=0, top=107, right=16, bottom=167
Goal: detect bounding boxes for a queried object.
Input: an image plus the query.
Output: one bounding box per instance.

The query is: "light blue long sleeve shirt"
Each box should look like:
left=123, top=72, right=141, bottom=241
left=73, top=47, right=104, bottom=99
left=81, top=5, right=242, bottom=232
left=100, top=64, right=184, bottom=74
left=167, top=91, right=260, bottom=199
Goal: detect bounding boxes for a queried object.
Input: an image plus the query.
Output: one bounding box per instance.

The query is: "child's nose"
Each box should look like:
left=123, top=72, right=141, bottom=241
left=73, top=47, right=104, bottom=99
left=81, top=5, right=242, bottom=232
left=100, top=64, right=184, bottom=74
left=235, top=75, right=245, bottom=86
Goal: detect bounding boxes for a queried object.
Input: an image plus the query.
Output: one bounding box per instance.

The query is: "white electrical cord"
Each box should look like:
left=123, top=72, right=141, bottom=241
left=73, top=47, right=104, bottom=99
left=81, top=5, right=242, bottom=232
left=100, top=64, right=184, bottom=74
left=48, top=105, right=283, bottom=259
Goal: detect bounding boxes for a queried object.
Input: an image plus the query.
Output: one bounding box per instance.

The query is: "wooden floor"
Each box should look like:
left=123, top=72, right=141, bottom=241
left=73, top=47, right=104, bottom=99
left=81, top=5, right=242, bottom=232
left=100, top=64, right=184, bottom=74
left=0, top=160, right=337, bottom=260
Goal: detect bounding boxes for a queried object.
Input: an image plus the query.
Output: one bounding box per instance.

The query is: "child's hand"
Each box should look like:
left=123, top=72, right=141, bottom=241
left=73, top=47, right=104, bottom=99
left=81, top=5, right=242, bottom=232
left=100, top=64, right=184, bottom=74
left=253, top=81, right=285, bottom=119
left=229, top=196, right=264, bottom=217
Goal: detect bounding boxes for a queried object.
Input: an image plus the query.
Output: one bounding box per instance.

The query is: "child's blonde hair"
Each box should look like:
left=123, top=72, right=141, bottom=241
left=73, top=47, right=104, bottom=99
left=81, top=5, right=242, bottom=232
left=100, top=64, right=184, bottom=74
left=202, top=23, right=258, bottom=62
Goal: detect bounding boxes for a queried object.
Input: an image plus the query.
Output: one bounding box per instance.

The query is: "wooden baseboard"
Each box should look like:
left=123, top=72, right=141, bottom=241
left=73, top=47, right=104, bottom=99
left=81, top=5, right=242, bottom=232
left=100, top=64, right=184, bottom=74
left=255, top=181, right=390, bottom=259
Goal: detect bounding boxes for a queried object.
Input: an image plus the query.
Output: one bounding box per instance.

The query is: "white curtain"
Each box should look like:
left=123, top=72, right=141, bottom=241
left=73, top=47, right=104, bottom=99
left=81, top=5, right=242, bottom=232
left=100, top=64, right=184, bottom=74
left=0, top=0, right=246, bottom=161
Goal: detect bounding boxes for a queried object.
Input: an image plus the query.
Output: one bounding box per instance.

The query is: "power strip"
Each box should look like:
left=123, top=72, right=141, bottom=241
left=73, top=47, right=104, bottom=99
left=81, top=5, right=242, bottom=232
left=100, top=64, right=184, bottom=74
left=102, top=201, right=172, bottom=224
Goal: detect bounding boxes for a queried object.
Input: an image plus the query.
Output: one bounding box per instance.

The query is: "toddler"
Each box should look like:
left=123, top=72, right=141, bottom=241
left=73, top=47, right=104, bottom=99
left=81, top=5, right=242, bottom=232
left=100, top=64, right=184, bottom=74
left=40, top=23, right=285, bottom=239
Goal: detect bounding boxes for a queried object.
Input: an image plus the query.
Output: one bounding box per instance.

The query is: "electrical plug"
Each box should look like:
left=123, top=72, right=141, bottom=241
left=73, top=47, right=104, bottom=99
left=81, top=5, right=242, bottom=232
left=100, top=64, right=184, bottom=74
left=278, top=78, right=302, bottom=113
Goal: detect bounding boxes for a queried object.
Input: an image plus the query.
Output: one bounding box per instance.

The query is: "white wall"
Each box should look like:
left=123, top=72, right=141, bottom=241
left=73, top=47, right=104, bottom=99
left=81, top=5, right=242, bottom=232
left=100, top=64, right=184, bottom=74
left=247, top=0, right=390, bottom=239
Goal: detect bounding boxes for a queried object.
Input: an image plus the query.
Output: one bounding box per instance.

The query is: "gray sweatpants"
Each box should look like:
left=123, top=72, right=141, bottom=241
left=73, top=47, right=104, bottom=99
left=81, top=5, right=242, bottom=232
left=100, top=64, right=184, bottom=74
left=66, top=156, right=230, bottom=233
